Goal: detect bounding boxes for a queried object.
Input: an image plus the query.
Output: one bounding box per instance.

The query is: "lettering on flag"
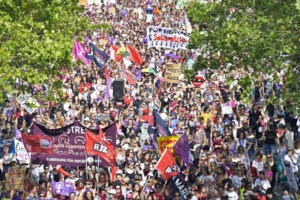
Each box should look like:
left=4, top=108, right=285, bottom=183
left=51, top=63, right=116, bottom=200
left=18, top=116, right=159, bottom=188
left=93, top=143, right=108, bottom=154
left=147, top=26, right=190, bottom=50
left=155, top=149, right=179, bottom=180
left=85, top=42, right=109, bottom=70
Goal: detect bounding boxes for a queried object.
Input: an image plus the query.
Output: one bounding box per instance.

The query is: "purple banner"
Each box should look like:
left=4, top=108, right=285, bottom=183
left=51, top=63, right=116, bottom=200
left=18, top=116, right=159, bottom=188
left=31, top=122, right=117, bottom=166
left=52, top=182, right=74, bottom=196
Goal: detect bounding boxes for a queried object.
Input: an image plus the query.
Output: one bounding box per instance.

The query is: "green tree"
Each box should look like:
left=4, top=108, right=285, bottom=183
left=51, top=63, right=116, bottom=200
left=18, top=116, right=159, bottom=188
left=186, top=0, right=300, bottom=112
left=0, top=0, right=108, bottom=102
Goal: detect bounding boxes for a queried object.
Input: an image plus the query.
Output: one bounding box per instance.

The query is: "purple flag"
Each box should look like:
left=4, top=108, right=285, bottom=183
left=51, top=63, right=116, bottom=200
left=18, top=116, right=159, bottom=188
left=108, top=36, right=114, bottom=44
left=134, top=68, right=142, bottom=80
left=15, top=129, right=22, bottom=140
left=165, top=52, right=179, bottom=59
left=173, top=133, right=193, bottom=167
left=72, top=41, right=89, bottom=65
left=52, top=182, right=74, bottom=196
left=104, top=78, right=113, bottom=101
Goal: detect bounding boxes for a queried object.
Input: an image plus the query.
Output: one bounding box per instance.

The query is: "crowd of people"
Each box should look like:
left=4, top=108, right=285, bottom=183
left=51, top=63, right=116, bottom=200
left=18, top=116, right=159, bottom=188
left=0, top=0, right=300, bottom=199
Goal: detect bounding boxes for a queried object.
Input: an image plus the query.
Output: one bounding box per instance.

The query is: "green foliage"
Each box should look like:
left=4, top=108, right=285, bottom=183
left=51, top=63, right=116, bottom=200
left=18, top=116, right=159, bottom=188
left=187, top=0, right=300, bottom=112
left=0, top=0, right=108, bottom=102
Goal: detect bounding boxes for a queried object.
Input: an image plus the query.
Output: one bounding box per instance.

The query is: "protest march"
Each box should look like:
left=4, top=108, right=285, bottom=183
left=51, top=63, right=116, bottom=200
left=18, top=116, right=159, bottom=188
left=0, top=0, right=299, bottom=200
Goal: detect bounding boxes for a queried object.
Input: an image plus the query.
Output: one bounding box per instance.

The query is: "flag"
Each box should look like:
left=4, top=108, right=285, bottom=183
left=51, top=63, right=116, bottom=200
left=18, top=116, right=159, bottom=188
left=148, top=0, right=153, bottom=6
left=104, top=78, right=113, bottom=101
left=134, top=67, right=142, bottom=80
left=110, top=166, right=118, bottom=182
left=127, top=73, right=135, bottom=85
left=85, top=42, right=109, bottom=70
left=72, top=41, right=89, bottom=65
left=155, top=149, right=179, bottom=180
left=22, top=133, right=54, bottom=154
left=85, top=130, right=116, bottom=165
left=170, top=173, right=191, bottom=200
left=157, top=135, right=179, bottom=154
left=173, top=133, right=193, bottom=166
left=15, top=129, right=22, bottom=140
left=153, top=110, right=171, bottom=136
left=147, top=110, right=171, bottom=149
left=102, top=123, right=118, bottom=146
left=147, top=111, right=158, bottom=149
left=126, top=44, right=143, bottom=65
left=184, top=12, right=192, bottom=33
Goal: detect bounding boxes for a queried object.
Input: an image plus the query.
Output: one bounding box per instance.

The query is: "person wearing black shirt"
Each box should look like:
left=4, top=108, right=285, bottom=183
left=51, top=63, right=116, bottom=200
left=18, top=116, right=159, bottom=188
left=263, top=122, right=277, bottom=155
left=248, top=104, right=262, bottom=138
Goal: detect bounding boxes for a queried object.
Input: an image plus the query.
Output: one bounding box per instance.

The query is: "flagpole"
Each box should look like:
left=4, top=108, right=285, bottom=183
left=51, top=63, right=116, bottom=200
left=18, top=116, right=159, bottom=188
left=154, top=148, right=167, bottom=169
left=85, top=153, right=88, bottom=180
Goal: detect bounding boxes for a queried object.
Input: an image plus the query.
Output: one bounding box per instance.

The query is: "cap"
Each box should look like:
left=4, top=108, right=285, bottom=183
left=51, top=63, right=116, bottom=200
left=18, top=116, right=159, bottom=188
left=84, top=117, right=90, bottom=121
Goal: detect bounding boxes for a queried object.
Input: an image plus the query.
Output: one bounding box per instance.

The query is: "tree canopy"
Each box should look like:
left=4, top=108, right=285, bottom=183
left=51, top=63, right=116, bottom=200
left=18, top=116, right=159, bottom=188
left=186, top=0, right=300, bottom=112
left=0, top=0, right=108, bottom=102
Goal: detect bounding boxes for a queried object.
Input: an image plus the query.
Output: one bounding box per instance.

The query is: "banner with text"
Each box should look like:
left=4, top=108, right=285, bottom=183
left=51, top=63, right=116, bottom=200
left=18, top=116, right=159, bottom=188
left=16, top=93, right=40, bottom=114
left=165, top=63, right=180, bottom=84
left=146, top=26, right=190, bottom=50
left=14, top=139, right=31, bottom=164
left=5, top=165, right=27, bottom=191
left=31, top=122, right=117, bottom=166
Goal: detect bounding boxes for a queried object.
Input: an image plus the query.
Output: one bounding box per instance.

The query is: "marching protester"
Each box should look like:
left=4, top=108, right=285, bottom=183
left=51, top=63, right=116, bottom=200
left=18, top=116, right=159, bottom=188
left=0, top=0, right=299, bottom=200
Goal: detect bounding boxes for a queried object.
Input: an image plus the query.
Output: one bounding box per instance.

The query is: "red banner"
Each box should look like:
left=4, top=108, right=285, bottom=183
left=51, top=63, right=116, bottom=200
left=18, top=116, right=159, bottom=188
left=22, top=133, right=54, bottom=154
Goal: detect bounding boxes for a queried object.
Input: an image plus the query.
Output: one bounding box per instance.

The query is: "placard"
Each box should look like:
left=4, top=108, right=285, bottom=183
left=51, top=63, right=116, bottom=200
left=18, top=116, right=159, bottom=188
left=165, top=64, right=181, bottom=83
left=221, top=104, right=233, bottom=115
left=16, top=93, right=40, bottom=114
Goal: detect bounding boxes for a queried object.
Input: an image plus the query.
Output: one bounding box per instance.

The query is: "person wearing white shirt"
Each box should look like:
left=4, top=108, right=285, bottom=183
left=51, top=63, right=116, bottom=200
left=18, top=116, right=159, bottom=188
left=254, top=171, right=271, bottom=191
left=284, top=148, right=299, bottom=173
left=225, top=184, right=239, bottom=200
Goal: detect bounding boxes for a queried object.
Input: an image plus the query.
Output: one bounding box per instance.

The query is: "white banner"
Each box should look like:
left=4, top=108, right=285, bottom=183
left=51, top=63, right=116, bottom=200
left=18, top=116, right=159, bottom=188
left=146, top=26, right=190, bottom=50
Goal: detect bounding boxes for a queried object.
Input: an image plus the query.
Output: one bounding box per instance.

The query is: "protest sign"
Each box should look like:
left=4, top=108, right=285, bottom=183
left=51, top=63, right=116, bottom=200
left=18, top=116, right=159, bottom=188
left=98, top=39, right=108, bottom=49
left=5, top=165, right=26, bottom=191
left=52, top=182, right=74, bottom=196
left=31, top=122, right=117, bottom=166
left=140, top=129, right=149, bottom=145
left=14, top=139, right=31, bottom=164
left=0, top=139, right=15, bottom=162
left=146, top=26, right=190, bottom=50
left=165, top=64, right=180, bottom=83
left=109, top=7, right=116, bottom=14
left=221, top=104, right=233, bottom=115
left=16, top=93, right=40, bottom=114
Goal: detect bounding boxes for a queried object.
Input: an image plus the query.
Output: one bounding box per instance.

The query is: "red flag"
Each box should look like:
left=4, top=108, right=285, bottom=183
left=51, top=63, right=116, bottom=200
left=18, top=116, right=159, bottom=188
left=155, top=149, right=179, bottom=180
left=127, top=73, right=135, bottom=85
left=85, top=130, right=116, bottom=165
left=22, top=133, right=54, bottom=154
left=105, top=66, right=110, bottom=80
left=110, top=166, right=118, bottom=182
left=126, top=44, right=143, bottom=65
